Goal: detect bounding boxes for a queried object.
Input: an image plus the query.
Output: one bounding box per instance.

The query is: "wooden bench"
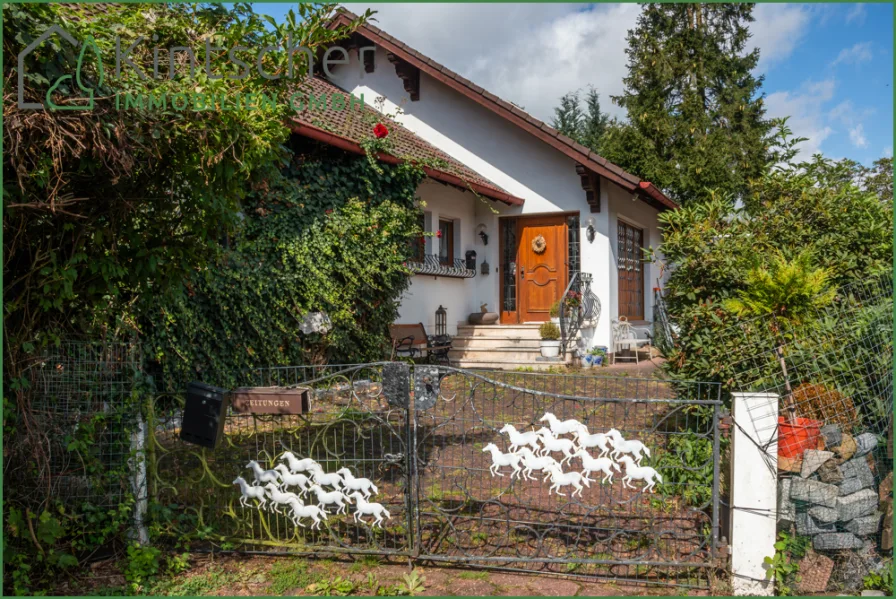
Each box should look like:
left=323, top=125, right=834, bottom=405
left=389, top=323, right=452, bottom=365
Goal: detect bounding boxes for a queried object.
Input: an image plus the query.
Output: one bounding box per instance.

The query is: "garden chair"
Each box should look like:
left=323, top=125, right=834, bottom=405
left=611, top=316, right=651, bottom=364
left=389, top=323, right=452, bottom=366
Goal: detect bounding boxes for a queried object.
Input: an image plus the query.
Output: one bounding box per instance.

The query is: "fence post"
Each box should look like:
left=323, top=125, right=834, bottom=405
left=129, top=412, right=150, bottom=545
left=730, top=392, right=779, bottom=596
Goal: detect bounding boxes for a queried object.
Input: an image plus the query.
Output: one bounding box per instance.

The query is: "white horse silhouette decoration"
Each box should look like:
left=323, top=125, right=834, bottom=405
left=607, top=429, right=651, bottom=466
left=618, top=455, right=663, bottom=493
left=233, top=476, right=266, bottom=509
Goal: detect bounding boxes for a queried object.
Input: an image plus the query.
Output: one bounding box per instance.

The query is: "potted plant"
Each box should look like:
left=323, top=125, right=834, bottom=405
left=565, top=290, right=582, bottom=310
left=549, top=300, right=561, bottom=324
left=579, top=349, right=593, bottom=368
left=539, top=322, right=561, bottom=358
left=589, top=346, right=608, bottom=366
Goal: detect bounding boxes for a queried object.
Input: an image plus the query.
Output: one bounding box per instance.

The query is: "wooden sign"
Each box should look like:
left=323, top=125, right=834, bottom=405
left=230, top=387, right=310, bottom=415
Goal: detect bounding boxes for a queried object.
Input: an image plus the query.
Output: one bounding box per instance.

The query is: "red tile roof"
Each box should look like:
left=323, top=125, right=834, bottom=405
left=289, top=77, right=524, bottom=205
left=327, top=8, right=677, bottom=212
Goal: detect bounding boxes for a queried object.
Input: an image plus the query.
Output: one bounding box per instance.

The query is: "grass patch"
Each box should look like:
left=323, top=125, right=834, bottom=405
left=147, top=565, right=242, bottom=596
left=265, top=559, right=311, bottom=595
left=457, top=570, right=490, bottom=581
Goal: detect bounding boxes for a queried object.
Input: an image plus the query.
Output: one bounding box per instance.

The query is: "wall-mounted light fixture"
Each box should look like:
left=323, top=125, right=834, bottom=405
left=475, top=223, right=488, bottom=245
left=586, top=217, right=596, bottom=244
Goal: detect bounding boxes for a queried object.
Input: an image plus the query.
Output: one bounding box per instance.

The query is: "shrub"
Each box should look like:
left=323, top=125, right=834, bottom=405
left=539, top=322, right=561, bottom=340
left=144, top=151, right=425, bottom=391
left=549, top=300, right=561, bottom=318
left=657, top=148, right=893, bottom=397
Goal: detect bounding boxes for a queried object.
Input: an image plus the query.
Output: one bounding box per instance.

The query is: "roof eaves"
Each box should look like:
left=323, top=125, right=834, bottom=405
left=288, top=118, right=525, bottom=206
left=331, top=8, right=677, bottom=211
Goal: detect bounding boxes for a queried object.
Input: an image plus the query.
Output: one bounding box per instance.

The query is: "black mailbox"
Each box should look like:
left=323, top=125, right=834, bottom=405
left=465, top=250, right=477, bottom=271
left=180, top=381, right=229, bottom=449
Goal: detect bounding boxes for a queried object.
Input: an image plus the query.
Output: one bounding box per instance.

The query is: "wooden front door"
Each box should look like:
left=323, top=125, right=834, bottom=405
left=617, top=220, right=645, bottom=320
left=518, top=216, right=568, bottom=322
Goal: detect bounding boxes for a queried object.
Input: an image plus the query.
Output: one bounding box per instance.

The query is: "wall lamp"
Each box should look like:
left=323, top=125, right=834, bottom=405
left=586, top=217, right=596, bottom=244
left=476, top=223, right=489, bottom=245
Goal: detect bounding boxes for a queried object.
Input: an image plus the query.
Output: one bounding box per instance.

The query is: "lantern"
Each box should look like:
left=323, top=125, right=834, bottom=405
left=435, top=305, right=447, bottom=336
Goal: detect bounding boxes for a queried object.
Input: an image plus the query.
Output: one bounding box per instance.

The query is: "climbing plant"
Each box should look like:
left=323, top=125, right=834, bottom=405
left=144, top=147, right=426, bottom=392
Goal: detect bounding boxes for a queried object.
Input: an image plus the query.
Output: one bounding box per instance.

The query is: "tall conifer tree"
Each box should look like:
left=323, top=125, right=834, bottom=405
left=551, top=91, right=584, bottom=140
left=601, top=3, right=772, bottom=205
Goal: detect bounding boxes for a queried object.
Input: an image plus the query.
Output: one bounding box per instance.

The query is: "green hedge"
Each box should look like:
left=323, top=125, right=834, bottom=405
left=144, top=151, right=425, bottom=391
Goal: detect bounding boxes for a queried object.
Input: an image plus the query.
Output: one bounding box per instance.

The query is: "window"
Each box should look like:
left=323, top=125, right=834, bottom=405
left=438, top=219, right=454, bottom=266
left=410, top=213, right=426, bottom=262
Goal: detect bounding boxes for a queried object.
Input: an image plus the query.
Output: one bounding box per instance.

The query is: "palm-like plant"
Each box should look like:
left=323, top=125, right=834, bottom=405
left=723, top=251, right=836, bottom=420
left=723, top=251, right=835, bottom=325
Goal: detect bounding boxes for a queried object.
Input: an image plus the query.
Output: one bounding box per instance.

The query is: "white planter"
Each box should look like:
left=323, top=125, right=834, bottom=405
left=540, top=340, right=561, bottom=358
left=550, top=317, right=560, bottom=325
left=580, top=356, right=592, bottom=368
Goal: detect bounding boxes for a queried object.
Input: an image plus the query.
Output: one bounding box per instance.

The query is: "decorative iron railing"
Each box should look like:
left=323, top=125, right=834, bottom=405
left=559, top=272, right=600, bottom=355
left=406, top=256, right=475, bottom=279
left=653, top=287, right=677, bottom=354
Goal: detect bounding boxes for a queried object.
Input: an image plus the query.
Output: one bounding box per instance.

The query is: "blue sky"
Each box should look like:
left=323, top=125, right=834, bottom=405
left=255, top=3, right=893, bottom=164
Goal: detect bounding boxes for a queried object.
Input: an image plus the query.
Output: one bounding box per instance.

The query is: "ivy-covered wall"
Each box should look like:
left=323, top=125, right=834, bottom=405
left=144, top=144, right=425, bottom=391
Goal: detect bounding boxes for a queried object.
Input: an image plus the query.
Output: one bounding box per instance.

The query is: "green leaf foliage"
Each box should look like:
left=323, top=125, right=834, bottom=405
left=3, top=2, right=369, bottom=363
left=601, top=3, right=772, bottom=205
left=144, top=151, right=425, bottom=391
left=659, top=127, right=893, bottom=405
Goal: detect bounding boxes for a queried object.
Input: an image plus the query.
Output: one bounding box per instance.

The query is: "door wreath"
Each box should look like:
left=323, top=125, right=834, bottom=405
left=531, top=234, right=547, bottom=254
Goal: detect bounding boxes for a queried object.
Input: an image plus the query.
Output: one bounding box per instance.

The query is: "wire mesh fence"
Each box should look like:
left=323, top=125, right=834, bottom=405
left=715, top=274, right=893, bottom=560
left=145, top=364, right=723, bottom=588
left=7, top=341, right=145, bottom=511
left=149, top=363, right=414, bottom=556
left=412, top=367, right=722, bottom=588
left=723, top=275, right=892, bottom=435
left=10, top=345, right=725, bottom=589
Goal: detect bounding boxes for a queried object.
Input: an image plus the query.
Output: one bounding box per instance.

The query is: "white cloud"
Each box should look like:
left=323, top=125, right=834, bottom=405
left=845, top=4, right=867, bottom=25
left=832, top=42, right=874, bottom=67
left=883, top=147, right=893, bottom=158
left=346, top=3, right=638, bottom=121
left=751, top=4, right=813, bottom=70
left=828, top=100, right=875, bottom=125
left=849, top=124, right=869, bottom=148
left=335, top=3, right=849, bottom=156
left=347, top=3, right=817, bottom=123
left=764, top=79, right=837, bottom=158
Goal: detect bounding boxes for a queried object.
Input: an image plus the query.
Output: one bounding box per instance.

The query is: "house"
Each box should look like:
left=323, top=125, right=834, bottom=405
left=289, top=10, right=676, bottom=368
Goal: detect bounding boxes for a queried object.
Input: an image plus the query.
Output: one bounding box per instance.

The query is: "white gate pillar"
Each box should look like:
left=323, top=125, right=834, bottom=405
left=730, top=392, right=779, bottom=596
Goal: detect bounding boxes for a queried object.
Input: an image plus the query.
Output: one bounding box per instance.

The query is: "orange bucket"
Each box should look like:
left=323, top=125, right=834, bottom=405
left=778, top=416, right=822, bottom=458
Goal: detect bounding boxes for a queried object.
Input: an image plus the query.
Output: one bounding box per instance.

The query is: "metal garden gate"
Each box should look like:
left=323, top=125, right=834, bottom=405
left=149, top=363, right=722, bottom=588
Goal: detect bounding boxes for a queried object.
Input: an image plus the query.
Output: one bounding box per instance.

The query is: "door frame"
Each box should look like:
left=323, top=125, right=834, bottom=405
left=499, top=212, right=578, bottom=324
left=616, top=217, right=646, bottom=321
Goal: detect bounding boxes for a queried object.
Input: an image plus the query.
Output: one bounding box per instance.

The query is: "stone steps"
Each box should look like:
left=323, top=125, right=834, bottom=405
left=451, top=336, right=543, bottom=349
left=448, top=323, right=577, bottom=370
left=447, top=358, right=572, bottom=371
left=455, top=324, right=544, bottom=338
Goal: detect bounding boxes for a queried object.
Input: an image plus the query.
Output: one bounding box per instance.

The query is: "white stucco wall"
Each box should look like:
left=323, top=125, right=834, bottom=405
left=397, top=181, right=500, bottom=336
left=328, top=48, right=665, bottom=349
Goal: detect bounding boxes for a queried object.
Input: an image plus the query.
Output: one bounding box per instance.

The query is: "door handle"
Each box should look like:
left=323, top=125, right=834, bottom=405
left=520, top=267, right=525, bottom=279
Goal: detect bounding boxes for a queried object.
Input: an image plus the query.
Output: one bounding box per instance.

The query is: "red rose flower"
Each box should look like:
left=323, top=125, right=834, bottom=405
left=435, top=230, right=442, bottom=238
left=373, top=123, right=389, bottom=139
left=325, top=208, right=333, bottom=215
